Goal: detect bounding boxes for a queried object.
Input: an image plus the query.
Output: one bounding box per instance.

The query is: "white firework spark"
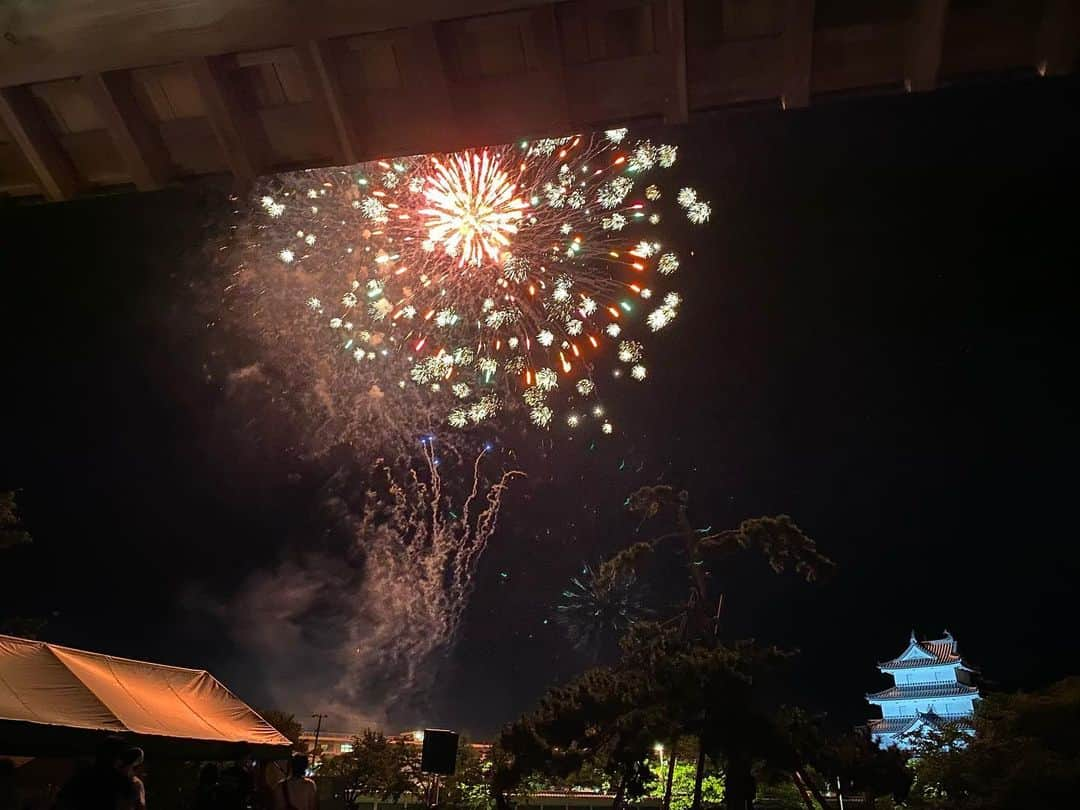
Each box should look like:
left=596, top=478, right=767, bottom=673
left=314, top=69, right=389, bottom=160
left=687, top=201, right=712, bottom=224
left=530, top=405, right=554, bottom=427
left=361, top=196, right=390, bottom=222
left=658, top=253, right=679, bottom=275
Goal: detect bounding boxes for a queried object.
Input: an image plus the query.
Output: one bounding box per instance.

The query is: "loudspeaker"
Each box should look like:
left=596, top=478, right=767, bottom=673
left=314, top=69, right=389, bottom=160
left=420, top=729, right=459, bottom=775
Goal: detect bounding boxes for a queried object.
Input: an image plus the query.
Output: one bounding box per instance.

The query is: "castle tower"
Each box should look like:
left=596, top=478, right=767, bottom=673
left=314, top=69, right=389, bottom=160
left=867, top=630, right=980, bottom=749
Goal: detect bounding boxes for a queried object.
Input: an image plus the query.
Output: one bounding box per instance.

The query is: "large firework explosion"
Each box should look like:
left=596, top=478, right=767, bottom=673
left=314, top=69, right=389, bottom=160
left=253, top=128, right=711, bottom=436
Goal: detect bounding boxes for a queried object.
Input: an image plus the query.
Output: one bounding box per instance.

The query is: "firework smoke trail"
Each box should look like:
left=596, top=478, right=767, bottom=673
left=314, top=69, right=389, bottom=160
left=209, top=444, right=521, bottom=726
left=351, top=443, right=523, bottom=706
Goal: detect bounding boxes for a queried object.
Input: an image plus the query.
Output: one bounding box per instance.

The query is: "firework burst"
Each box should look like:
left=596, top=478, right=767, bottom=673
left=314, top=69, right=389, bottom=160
left=253, top=129, right=711, bottom=435
left=555, top=562, right=650, bottom=654
left=420, top=151, right=526, bottom=266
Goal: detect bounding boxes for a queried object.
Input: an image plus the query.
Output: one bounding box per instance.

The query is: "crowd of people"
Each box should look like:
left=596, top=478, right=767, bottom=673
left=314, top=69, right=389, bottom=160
left=1, top=740, right=317, bottom=810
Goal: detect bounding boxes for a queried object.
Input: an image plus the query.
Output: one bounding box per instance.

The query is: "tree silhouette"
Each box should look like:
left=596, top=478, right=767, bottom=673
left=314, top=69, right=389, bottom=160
left=503, top=486, right=836, bottom=810
left=318, top=730, right=421, bottom=806
left=257, top=709, right=304, bottom=748
left=618, top=486, right=833, bottom=808
left=905, top=678, right=1080, bottom=810
left=617, top=486, right=833, bottom=639
left=494, top=663, right=672, bottom=810
left=0, top=491, right=30, bottom=552
left=775, top=709, right=911, bottom=808
left=0, top=490, right=45, bottom=639
left=496, top=624, right=814, bottom=810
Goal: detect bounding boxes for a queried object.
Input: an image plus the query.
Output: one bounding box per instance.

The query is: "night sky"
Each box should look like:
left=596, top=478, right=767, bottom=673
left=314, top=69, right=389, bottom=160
left=2, top=75, right=1077, bottom=738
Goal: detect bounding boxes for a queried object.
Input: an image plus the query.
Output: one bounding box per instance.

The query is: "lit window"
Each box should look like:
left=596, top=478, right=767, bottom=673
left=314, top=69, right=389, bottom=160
left=340, top=743, right=353, bottom=753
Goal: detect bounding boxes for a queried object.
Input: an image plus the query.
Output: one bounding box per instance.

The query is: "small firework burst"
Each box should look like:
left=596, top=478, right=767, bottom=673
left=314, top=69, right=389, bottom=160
left=555, top=562, right=650, bottom=653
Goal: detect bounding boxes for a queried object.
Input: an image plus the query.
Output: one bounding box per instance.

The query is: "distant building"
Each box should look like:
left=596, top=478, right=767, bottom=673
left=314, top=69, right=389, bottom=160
left=866, top=630, right=980, bottom=750
left=300, top=730, right=357, bottom=758
left=299, top=729, right=490, bottom=760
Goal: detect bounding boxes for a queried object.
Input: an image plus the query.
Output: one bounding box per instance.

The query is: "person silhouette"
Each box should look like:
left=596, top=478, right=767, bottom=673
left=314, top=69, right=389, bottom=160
left=54, top=737, right=144, bottom=810
left=274, top=756, right=316, bottom=810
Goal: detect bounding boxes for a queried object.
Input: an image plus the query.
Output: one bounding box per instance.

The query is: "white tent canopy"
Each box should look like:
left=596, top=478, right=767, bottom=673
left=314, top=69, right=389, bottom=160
left=0, top=634, right=291, bottom=758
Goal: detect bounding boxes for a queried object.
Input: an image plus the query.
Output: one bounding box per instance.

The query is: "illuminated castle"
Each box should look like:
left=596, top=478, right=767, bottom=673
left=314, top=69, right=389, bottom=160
left=866, top=630, right=980, bottom=749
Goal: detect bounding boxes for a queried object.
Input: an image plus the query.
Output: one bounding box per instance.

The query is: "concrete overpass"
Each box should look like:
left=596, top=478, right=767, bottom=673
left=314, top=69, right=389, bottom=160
left=0, top=0, right=1076, bottom=202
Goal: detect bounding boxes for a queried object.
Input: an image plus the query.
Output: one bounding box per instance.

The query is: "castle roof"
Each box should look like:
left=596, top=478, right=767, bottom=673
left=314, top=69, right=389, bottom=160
left=878, top=631, right=973, bottom=670
left=869, top=710, right=975, bottom=739
left=867, top=717, right=917, bottom=736
left=867, top=683, right=980, bottom=702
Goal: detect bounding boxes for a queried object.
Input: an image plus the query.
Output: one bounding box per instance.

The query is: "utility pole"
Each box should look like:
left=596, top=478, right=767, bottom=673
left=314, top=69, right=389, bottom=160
left=310, top=713, right=328, bottom=770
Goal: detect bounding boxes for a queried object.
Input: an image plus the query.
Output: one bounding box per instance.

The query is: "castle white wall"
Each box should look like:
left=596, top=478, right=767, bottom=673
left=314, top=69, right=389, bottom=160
left=892, top=664, right=960, bottom=685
